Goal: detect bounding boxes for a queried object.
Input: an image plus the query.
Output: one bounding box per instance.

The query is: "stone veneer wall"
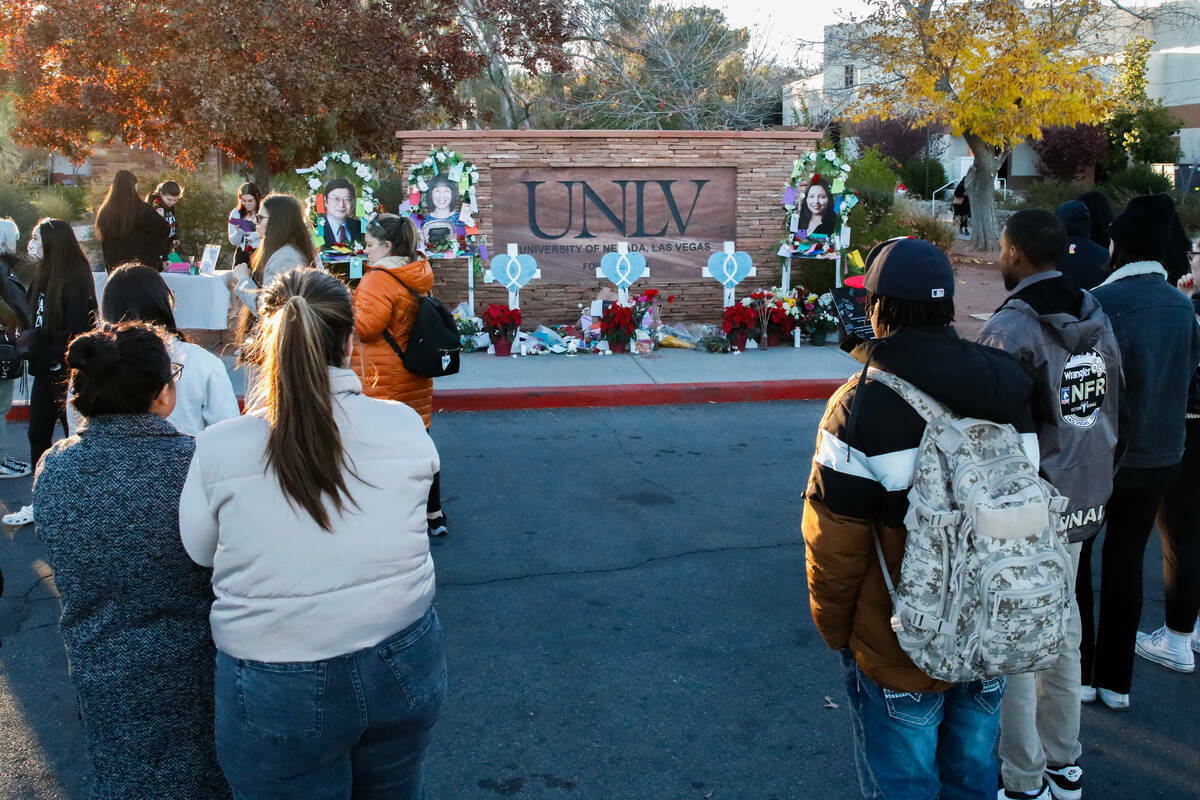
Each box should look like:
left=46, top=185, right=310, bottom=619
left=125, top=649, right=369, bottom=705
left=393, top=130, right=822, bottom=327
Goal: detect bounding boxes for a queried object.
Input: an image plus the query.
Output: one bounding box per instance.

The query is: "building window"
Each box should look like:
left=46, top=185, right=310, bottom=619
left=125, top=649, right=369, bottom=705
left=844, top=65, right=856, bottom=89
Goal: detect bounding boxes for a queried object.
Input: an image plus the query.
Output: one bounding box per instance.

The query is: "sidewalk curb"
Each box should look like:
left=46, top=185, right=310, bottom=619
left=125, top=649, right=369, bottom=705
left=3, top=379, right=845, bottom=422
left=432, top=379, right=846, bottom=412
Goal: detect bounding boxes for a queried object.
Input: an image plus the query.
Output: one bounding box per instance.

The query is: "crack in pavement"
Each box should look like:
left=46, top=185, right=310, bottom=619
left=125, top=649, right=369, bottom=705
left=437, top=539, right=803, bottom=588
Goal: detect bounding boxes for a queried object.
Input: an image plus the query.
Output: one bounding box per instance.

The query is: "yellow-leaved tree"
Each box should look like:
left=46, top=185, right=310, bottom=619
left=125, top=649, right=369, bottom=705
left=849, top=0, right=1110, bottom=250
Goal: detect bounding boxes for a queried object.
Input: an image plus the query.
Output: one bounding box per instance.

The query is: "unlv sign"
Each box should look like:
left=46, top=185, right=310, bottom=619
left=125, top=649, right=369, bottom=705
left=491, top=167, right=737, bottom=282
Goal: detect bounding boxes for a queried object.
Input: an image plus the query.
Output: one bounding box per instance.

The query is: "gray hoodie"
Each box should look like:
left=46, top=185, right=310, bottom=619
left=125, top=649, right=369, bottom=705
left=979, top=271, right=1120, bottom=542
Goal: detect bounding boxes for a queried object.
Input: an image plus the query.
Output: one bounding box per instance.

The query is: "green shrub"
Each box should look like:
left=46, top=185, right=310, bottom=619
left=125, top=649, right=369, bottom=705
left=995, top=191, right=1027, bottom=211
left=897, top=157, right=948, bottom=200
left=1021, top=181, right=1090, bottom=212
left=1102, top=163, right=1172, bottom=199
left=376, top=177, right=409, bottom=214
left=0, top=184, right=41, bottom=244
left=851, top=146, right=901, bottom=227
left=901, top=209, right=956, bottom=251
left=140, top=170, right=237, bottom=264
left=1178, top=198, right=1200, bottom=239
left=32, top=185, right=87, bottom=222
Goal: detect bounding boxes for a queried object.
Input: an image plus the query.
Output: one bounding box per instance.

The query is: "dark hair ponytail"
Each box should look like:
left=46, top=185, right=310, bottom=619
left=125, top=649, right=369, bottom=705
left=69, top=322, right=171, bottom=418
left=365, top=213, right=421, bottom=261
left=101, top=264, right=185, bottom=340
left=248, top=268, right=358, bottom=531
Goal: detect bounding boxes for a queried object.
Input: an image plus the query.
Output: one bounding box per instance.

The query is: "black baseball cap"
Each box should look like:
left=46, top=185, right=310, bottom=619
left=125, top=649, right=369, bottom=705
left=863, top=237, right=955, bottom=301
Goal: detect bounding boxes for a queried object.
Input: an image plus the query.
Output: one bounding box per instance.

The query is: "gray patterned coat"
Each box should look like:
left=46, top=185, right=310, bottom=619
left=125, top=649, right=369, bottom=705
left=33, top=414, right=230, bottom=800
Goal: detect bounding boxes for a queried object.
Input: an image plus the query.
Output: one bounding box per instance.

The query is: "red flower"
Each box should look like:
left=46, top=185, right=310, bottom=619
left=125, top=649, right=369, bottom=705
left=483, top=303, right=521, bottom=340
left=722, top=304, right=757, bottom=335
left=600, top=303, right=636, bottom=345
left=644, top=288, right=659, bottom=299
left=811, top=172, right=822, bottom=183
left=667, top=295, right=675, bottom=303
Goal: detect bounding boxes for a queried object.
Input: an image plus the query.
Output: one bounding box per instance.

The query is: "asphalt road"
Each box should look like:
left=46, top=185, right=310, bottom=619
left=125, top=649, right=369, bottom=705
left=1, top=403, right=1197, bottom=799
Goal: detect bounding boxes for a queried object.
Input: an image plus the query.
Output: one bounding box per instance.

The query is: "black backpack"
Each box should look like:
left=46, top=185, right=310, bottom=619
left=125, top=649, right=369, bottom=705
left=372, top=269, right=461, bottom=378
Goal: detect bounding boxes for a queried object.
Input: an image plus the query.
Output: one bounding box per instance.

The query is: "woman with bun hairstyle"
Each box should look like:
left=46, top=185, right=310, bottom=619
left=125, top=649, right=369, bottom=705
left=147, top=179, right=184, bottom=261
left=180, top=268, right=445, bottom=798
left=352, top=213, right=447, bottom=536
left=32, top=322, right=231, bottom=799
left=227, top=182, right=263, bottom=268
left=93, top=264, right=239, bottom=435
left=3, top=219, right=98, bottom=528
left=95, top=170, right=172, bottom=270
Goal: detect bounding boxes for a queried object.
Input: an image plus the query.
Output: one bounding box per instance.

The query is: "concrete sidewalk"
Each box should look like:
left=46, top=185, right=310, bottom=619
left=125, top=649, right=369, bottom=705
left=428, top=343, right=858, bottom=410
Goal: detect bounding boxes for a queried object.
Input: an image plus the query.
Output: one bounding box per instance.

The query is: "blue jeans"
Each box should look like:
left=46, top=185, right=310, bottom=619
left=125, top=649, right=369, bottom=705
left=841, top=652, right=1004, bottom=800
left=215, top=606, right=446, bottom=800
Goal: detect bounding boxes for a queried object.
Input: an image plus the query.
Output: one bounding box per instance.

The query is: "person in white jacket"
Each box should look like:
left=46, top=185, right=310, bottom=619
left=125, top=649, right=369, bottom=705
left=74, top=264, right=240, bottom=437
left=179, top=267, right=445, bottom=799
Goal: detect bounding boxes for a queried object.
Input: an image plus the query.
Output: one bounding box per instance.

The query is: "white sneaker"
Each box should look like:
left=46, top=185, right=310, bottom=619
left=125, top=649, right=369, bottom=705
left=1044, top=762, right=1083, bottom=800
left=998, top=780, right=1051, bottom=799
left=1079, top=685, right=1097, bottom=703
left=1097, top=687, right=1130, bottom=710
left=1135, top=626, right=1195, bottom=673
left=0, top=462, right=28, bottom=479
left=1192, top=617, right=1200, bottom=655
left=2, top=504, right=33, bottom=526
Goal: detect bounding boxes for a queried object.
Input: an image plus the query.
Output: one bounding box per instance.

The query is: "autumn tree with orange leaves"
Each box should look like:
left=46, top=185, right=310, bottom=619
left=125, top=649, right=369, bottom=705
left=0, top=0, right=568, bottom=187
left=847, top=0, right=1111, bottom=251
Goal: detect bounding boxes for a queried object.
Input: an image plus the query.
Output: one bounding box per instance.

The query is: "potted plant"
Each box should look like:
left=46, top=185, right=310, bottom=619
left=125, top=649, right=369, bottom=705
left=600, top=303, right=636, bottom=353
left=766, top=287, right=798, bottom=347
left=722, top=303, right=757, bottom=351
left=483, top=303, right=521, bottom=356
left=456, top=316, right=482, bottom=353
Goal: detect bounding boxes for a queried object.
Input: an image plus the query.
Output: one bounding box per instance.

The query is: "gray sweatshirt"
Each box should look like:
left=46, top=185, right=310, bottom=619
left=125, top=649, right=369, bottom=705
left=979, top=271, right=1120, bottom=542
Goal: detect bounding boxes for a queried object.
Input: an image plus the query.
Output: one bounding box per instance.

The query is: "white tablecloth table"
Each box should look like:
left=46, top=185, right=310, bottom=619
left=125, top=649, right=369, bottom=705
left=92, top=270, right=232, bottom=330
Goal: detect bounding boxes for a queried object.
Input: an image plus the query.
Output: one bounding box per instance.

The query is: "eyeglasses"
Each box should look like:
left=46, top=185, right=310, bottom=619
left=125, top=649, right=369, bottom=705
left=170, top=362, right=184, bottom=382
left=255, top=214, right=268, bottom=223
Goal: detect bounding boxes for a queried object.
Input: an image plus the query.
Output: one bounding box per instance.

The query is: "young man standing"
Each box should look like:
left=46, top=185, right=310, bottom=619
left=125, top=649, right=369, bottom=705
left=979, top=209, right=1120, bottom=800
left=804, top=238, right=1038, bottom=800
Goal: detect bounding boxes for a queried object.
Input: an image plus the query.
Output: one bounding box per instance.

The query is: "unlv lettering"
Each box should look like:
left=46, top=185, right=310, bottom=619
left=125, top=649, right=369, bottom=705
left=523, top=180, right=711, bottom=240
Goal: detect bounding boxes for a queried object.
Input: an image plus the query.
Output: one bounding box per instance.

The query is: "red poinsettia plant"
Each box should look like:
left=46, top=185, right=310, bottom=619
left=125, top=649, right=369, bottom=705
left=722, top=303, right=758, bottom=336
left=600, top=303, right=636, bottom=345
left=483, top=303, right=522, bottom=342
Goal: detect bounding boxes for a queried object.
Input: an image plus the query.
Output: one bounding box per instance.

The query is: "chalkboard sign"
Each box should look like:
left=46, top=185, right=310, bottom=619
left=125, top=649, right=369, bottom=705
left=831, top=286, right=875, bottom=342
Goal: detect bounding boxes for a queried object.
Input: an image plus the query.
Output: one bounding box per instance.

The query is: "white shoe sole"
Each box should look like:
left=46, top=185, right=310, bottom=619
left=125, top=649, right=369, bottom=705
left=1045, top=780, right=1081, bottom=800
left=1135, top=640, right=1195, bottom=673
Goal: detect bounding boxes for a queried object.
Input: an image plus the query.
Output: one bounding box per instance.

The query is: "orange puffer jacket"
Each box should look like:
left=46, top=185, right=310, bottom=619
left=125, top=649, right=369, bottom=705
left=351, top=256, right=435, bottom=428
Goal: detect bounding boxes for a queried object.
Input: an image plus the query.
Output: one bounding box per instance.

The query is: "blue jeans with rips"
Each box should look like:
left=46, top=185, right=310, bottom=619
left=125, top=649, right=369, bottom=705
left=841, top=651, right=1004, bottom=800
left=215, top=605, right=446, bottom=800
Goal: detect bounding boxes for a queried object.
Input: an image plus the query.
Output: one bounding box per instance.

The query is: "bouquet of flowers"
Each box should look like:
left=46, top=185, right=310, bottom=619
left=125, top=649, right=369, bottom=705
left=722, top=303, right=758, bottom=340
left=807, top=292, right=839, bottom=337
left=631, top=288, right=664, bottom=330
left=768, top=288, right=799, bottom=338
left=600, top=303, right=636, bottom=347
left=482, top=303, right=522, bottom=343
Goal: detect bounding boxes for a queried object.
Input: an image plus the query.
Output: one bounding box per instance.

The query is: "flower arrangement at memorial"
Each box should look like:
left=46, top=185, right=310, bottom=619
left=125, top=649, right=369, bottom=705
left=722, top=303, right=758, bottom=347
left=767, top=287, right=799, bottom=339
left=804, top=292, right=840, bottom=341
left=297, top=151, right=381, bottom=254
left=483, top=303, right=521, bottom=343
left=402, top=145, right=487, bottom=272
left=780, top=148, right=859, bottom=258
left=600, top=303, right=637, bottom=351
left=631, top=288, right=666, bottom=330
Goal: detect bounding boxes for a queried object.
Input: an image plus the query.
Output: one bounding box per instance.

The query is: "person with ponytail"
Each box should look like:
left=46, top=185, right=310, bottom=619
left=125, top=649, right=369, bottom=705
left=3, top=219, right=97, bottom=527
left=352, top=213, right=448, bottom=536
left=94, top=170, right=172, bottom=271
left=32, top=322, right=231, bottom=799
left=180, top=268, right=446, bottom=798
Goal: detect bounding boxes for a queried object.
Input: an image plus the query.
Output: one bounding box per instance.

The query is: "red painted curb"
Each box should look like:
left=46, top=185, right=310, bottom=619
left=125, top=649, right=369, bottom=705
left=4, top=379, right=844, bottom=421
left=432, top=379, right=845, bottom=412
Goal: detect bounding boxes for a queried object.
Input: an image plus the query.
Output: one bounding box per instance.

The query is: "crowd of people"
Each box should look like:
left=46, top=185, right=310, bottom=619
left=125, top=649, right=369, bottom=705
left=0, top=171, right=1196, bottom=798
left=805, top=191, right=1200, bottom=800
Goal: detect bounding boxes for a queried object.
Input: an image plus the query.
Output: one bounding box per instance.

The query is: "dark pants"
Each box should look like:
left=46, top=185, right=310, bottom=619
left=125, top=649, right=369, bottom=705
left=28, top=375, right=68, bottom=469
left=1157, top=418, right=1200, bottom=633
left=1089, top=482, right=1168, bottom=693
left=426, top=471, right=441, bottom=517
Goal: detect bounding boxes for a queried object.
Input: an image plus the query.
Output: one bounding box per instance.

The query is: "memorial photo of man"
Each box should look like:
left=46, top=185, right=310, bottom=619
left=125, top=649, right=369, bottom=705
left=321, top=178, right=362, bottom=247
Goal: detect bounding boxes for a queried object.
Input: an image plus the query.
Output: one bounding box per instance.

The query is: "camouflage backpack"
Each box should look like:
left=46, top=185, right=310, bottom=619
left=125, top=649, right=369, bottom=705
left=867, top=368, right=1072, bottom=683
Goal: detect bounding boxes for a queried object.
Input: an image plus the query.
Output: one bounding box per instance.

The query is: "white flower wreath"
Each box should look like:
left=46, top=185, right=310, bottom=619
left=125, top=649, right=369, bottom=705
left=780, top=149, right=858, bottom=256
left=404, top=145, right=484, bottom=261
left=296, top=151, right=381, bottom=241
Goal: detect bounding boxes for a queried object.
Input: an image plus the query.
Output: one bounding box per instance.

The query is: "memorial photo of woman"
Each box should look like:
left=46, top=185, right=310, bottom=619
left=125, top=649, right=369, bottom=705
left=797, top=177, right=838, bottom=239
left=423, top=175, right=460, bottom=223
